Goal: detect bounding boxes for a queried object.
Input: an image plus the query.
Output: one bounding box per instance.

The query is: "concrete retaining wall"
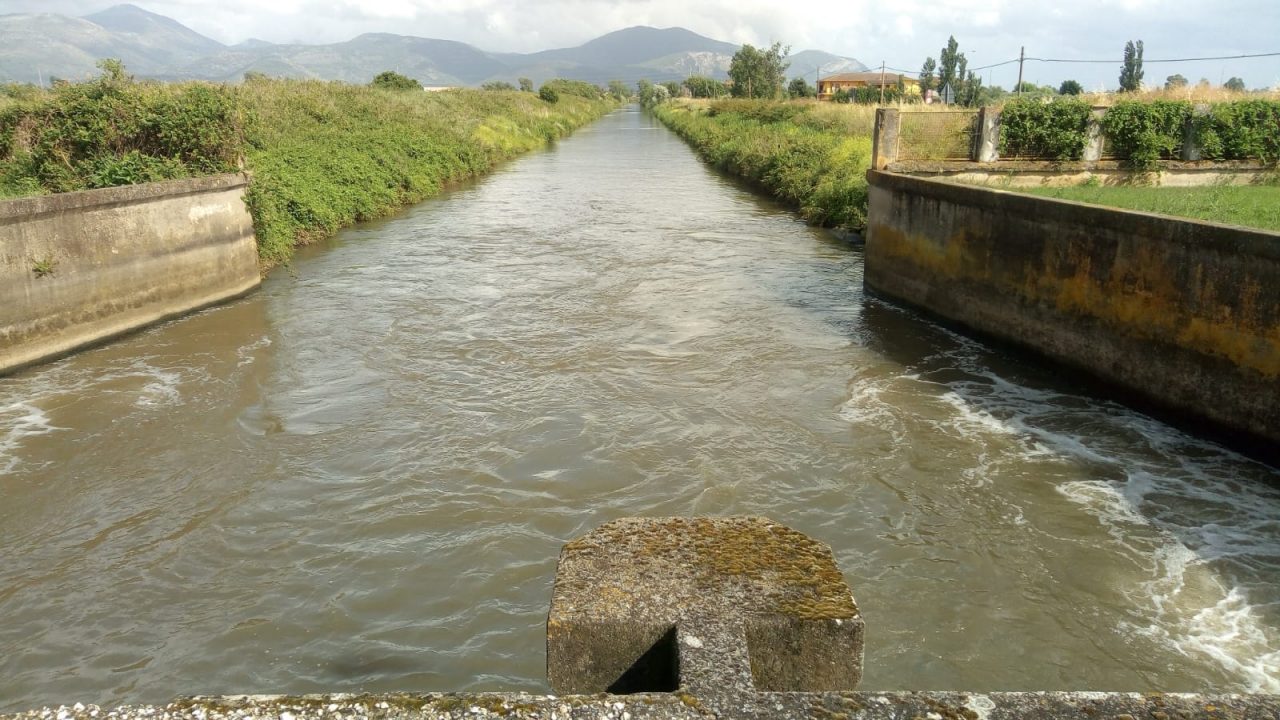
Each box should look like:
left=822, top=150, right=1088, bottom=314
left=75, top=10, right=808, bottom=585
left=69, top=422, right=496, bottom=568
left=865, top=170, right=1280, bottom=445
left=0, top=174, right=260, bottom=375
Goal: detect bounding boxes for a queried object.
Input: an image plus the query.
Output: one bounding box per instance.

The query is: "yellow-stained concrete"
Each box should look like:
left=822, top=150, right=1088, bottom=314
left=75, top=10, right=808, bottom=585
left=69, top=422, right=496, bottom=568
left=865, top=171, right=1280, bottom=444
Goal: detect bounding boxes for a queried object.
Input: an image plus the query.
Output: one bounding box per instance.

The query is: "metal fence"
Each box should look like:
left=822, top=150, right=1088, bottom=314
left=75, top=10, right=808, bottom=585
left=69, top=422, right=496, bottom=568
left=896, top=111, right=979, bottom=161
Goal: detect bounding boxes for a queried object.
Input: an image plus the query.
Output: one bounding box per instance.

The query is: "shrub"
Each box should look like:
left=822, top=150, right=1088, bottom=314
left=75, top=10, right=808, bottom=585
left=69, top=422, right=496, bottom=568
left=0, top=61, right=244, bottom=194
left=1194, top=100, right=1280, bottom=163
left=999, top=98, right=1092, bottom=160
left=370, top=71, right=420, bottom=91
left=1099, top=100, right=1191, bottom=170
left=539, top=79, right=601, bottom=100
left=538, top=86, right=559, bottom=103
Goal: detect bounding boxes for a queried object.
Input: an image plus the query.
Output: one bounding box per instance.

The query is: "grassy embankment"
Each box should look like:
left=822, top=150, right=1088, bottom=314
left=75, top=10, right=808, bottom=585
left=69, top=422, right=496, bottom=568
left=653, top=100, right=876, bottom=230
left=653, top=99, right=975, bottom=232
left=0, top=68, right=617, bottom=265
left=1018, top=184, right=1280, bottom=232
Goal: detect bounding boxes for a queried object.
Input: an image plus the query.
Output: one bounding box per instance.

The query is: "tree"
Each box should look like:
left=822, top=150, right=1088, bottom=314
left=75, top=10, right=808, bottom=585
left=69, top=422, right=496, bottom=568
left=1058, top=79, right=1083, bottom=95
left=637, top=79, right=669, bottom=107
left=1164, top=74, right=1188, bottom=90
left=957, top=70, right=982, bottom=107
left=608, top=80, right=630, bottom=101
left=919, top=57, right=937, bottom=94
left=662, top=80, right=682, bottom=98
left=1118, top=40, right=1144, bottom=92
left=788, top=77, right=815, bottom=98
left=481, top=81, right=517, bottom=91
left=728, top=42, right=789, bottom=99
left=518, top=77, right=533, bottom=92
left=938, top=36, right=962, bottom=101
left=371, top=71, right=419, bottom=91
left=1224, top=77, right=1247, bottom=92
left=684, top=75, right=727, bottom=98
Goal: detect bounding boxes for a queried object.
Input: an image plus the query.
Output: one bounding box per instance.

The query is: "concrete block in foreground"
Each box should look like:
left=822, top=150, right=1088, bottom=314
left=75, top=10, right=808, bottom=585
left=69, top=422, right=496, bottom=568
left=546, top=516, right=864, bottom=697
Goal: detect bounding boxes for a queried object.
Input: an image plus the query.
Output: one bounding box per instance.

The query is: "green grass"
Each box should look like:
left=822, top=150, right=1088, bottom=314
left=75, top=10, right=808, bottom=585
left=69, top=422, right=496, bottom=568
left=1018, top=184, right=1280, bottom=232
left=1, top=70, right=617, bottom=265
left=237, top=78, right=615, bottom=264
left=653, top=99, right=872, bottom=230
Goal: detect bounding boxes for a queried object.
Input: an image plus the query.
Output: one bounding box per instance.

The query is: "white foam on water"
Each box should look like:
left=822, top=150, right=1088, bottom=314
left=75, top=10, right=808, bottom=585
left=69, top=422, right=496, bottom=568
left=880, top=335, right=1280, bottom=691
left=1059, top=464, right=1280, bottom=691
left=237, top=335, right=273, bottom=367
left=134, top=366, right=184, bottom=408
left=0, top=402, right=61, bottom=475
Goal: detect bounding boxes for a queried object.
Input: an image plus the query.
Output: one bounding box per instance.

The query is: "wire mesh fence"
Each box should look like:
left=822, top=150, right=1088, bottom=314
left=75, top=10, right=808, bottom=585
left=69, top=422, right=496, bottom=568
left=897, top=111, right=979, bottom=161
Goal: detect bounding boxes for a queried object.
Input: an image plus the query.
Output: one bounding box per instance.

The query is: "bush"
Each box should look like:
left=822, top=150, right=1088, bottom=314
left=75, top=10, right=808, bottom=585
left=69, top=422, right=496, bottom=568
left=0, top=60, right=244, bottom=194
left=999, top=98, right=1092, bottom=160
left=538, top=86, right=559, bottom=103
left=1194, top=100, right=1280, bottom=163
left=481, top=81, right=517, bottom=92
left=1099, top=100, right=1191, bottom=170
left=370, top=71, right=420, bottom=91
left=539, top=79, right=601, bottom=100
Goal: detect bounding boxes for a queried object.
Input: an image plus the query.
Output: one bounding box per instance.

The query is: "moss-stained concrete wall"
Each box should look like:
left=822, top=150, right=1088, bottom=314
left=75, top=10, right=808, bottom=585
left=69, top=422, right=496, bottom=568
left=0, top=174, right=259, bottom=375
left=865, top=169, right=1280, bottom=445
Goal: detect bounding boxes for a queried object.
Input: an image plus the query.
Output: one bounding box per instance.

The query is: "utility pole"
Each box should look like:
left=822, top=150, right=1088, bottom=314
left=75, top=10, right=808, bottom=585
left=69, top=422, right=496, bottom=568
left=880, top=61, right=886, bottom=105
left=1016, top=46, right=1025, bottom=96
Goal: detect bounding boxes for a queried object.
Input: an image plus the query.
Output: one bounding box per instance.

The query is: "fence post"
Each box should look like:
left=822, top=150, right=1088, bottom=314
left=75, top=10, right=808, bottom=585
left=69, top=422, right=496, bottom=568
left=1082, top=107, right=1107, bottom=163
left=872, top=108, right=901, bottom=170
left=1182, top=103, right=1210, bottom=161
left=975, top=107, right=1001, bottom=162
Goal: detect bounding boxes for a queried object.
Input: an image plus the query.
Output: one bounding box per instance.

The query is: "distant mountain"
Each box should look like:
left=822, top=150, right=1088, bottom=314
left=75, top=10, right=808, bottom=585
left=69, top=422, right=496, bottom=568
left=785, top=50, right=869, bottom=82
left=0, top=4, right=867, bottom=89
left=0, top=4, right=224, bottom=83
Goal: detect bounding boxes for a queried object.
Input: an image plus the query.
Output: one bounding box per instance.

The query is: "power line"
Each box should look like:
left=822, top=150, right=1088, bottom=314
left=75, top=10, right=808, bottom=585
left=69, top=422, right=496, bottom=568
left=878, top=51, right=1280, bottom=77
left=1029, top=50, right=1280, bottom=64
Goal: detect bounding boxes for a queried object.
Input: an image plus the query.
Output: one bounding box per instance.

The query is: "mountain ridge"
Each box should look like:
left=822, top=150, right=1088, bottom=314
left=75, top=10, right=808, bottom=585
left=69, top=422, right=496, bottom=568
left=0, top=4, right=867, bottom=87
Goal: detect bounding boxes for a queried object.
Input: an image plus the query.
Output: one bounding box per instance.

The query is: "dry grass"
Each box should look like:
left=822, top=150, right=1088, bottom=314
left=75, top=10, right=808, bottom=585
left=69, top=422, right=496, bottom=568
left=1077, top=87, right=1280, bottom=106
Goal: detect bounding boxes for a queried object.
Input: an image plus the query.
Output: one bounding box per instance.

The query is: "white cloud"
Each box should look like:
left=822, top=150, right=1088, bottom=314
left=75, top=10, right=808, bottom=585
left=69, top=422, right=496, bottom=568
left=6, top=0, right=1279, bottom=89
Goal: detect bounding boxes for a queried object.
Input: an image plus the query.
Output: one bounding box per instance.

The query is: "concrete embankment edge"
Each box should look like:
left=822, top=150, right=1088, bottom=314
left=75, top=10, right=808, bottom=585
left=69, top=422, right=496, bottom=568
left=0, top=174, right=261, bottom=376
left=4, top=691, right=1278, bottom=720
left=864, top=169, right=1280, bottom=446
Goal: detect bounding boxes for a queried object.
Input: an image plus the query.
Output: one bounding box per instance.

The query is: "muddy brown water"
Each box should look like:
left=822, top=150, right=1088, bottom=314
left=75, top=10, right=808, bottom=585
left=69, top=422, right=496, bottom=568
left=2, top=107, right=1279, bottom=711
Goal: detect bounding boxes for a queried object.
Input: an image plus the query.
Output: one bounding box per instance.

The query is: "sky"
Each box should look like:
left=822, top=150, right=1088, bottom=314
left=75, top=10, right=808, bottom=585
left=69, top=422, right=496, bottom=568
left=5, top=0, right=1280, bottom=90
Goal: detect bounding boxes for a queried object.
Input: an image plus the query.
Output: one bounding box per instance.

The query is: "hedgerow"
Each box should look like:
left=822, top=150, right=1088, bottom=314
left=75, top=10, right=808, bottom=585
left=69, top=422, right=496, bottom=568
left=998, top=98, right=1092, bottom=160
left=1099, top=100, right=1192, bottom=171
left=1194, top=100, right=1280, bottom=163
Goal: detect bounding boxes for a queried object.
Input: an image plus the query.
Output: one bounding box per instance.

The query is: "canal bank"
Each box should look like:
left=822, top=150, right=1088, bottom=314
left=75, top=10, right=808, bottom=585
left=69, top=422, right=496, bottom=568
left=2, top=107, right=1279, bottom=711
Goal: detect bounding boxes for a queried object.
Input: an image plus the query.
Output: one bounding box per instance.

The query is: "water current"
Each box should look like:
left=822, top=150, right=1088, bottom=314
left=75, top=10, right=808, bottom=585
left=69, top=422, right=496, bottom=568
left=2, top=107, right=1279, bottom=711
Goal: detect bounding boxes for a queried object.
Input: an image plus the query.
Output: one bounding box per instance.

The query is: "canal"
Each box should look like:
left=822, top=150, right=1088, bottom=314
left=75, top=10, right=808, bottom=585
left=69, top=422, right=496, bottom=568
left=1, top=106, right=1278, bottom=710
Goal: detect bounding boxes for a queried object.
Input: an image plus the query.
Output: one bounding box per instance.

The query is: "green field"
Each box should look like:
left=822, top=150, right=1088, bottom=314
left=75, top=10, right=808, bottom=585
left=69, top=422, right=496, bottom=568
left=1, top=68, right=616, bottom=265
left=1019, top=184, right=1280, bottom=232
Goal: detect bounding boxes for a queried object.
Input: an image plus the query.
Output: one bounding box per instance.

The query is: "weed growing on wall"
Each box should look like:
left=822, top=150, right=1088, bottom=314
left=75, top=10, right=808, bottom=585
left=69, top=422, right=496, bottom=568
left=999, top=98, right=1092, bottom=160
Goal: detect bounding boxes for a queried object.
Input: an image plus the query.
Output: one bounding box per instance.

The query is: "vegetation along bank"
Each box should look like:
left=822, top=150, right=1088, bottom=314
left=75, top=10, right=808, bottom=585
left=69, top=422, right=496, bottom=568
left=652, top=99, right=874, bottom=232
left=0, top=64, right=618, bottom=266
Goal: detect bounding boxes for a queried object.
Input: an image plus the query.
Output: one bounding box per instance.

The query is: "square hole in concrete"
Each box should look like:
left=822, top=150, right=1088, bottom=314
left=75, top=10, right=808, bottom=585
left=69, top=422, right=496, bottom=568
left=607, top=626, right=679, bottom=694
